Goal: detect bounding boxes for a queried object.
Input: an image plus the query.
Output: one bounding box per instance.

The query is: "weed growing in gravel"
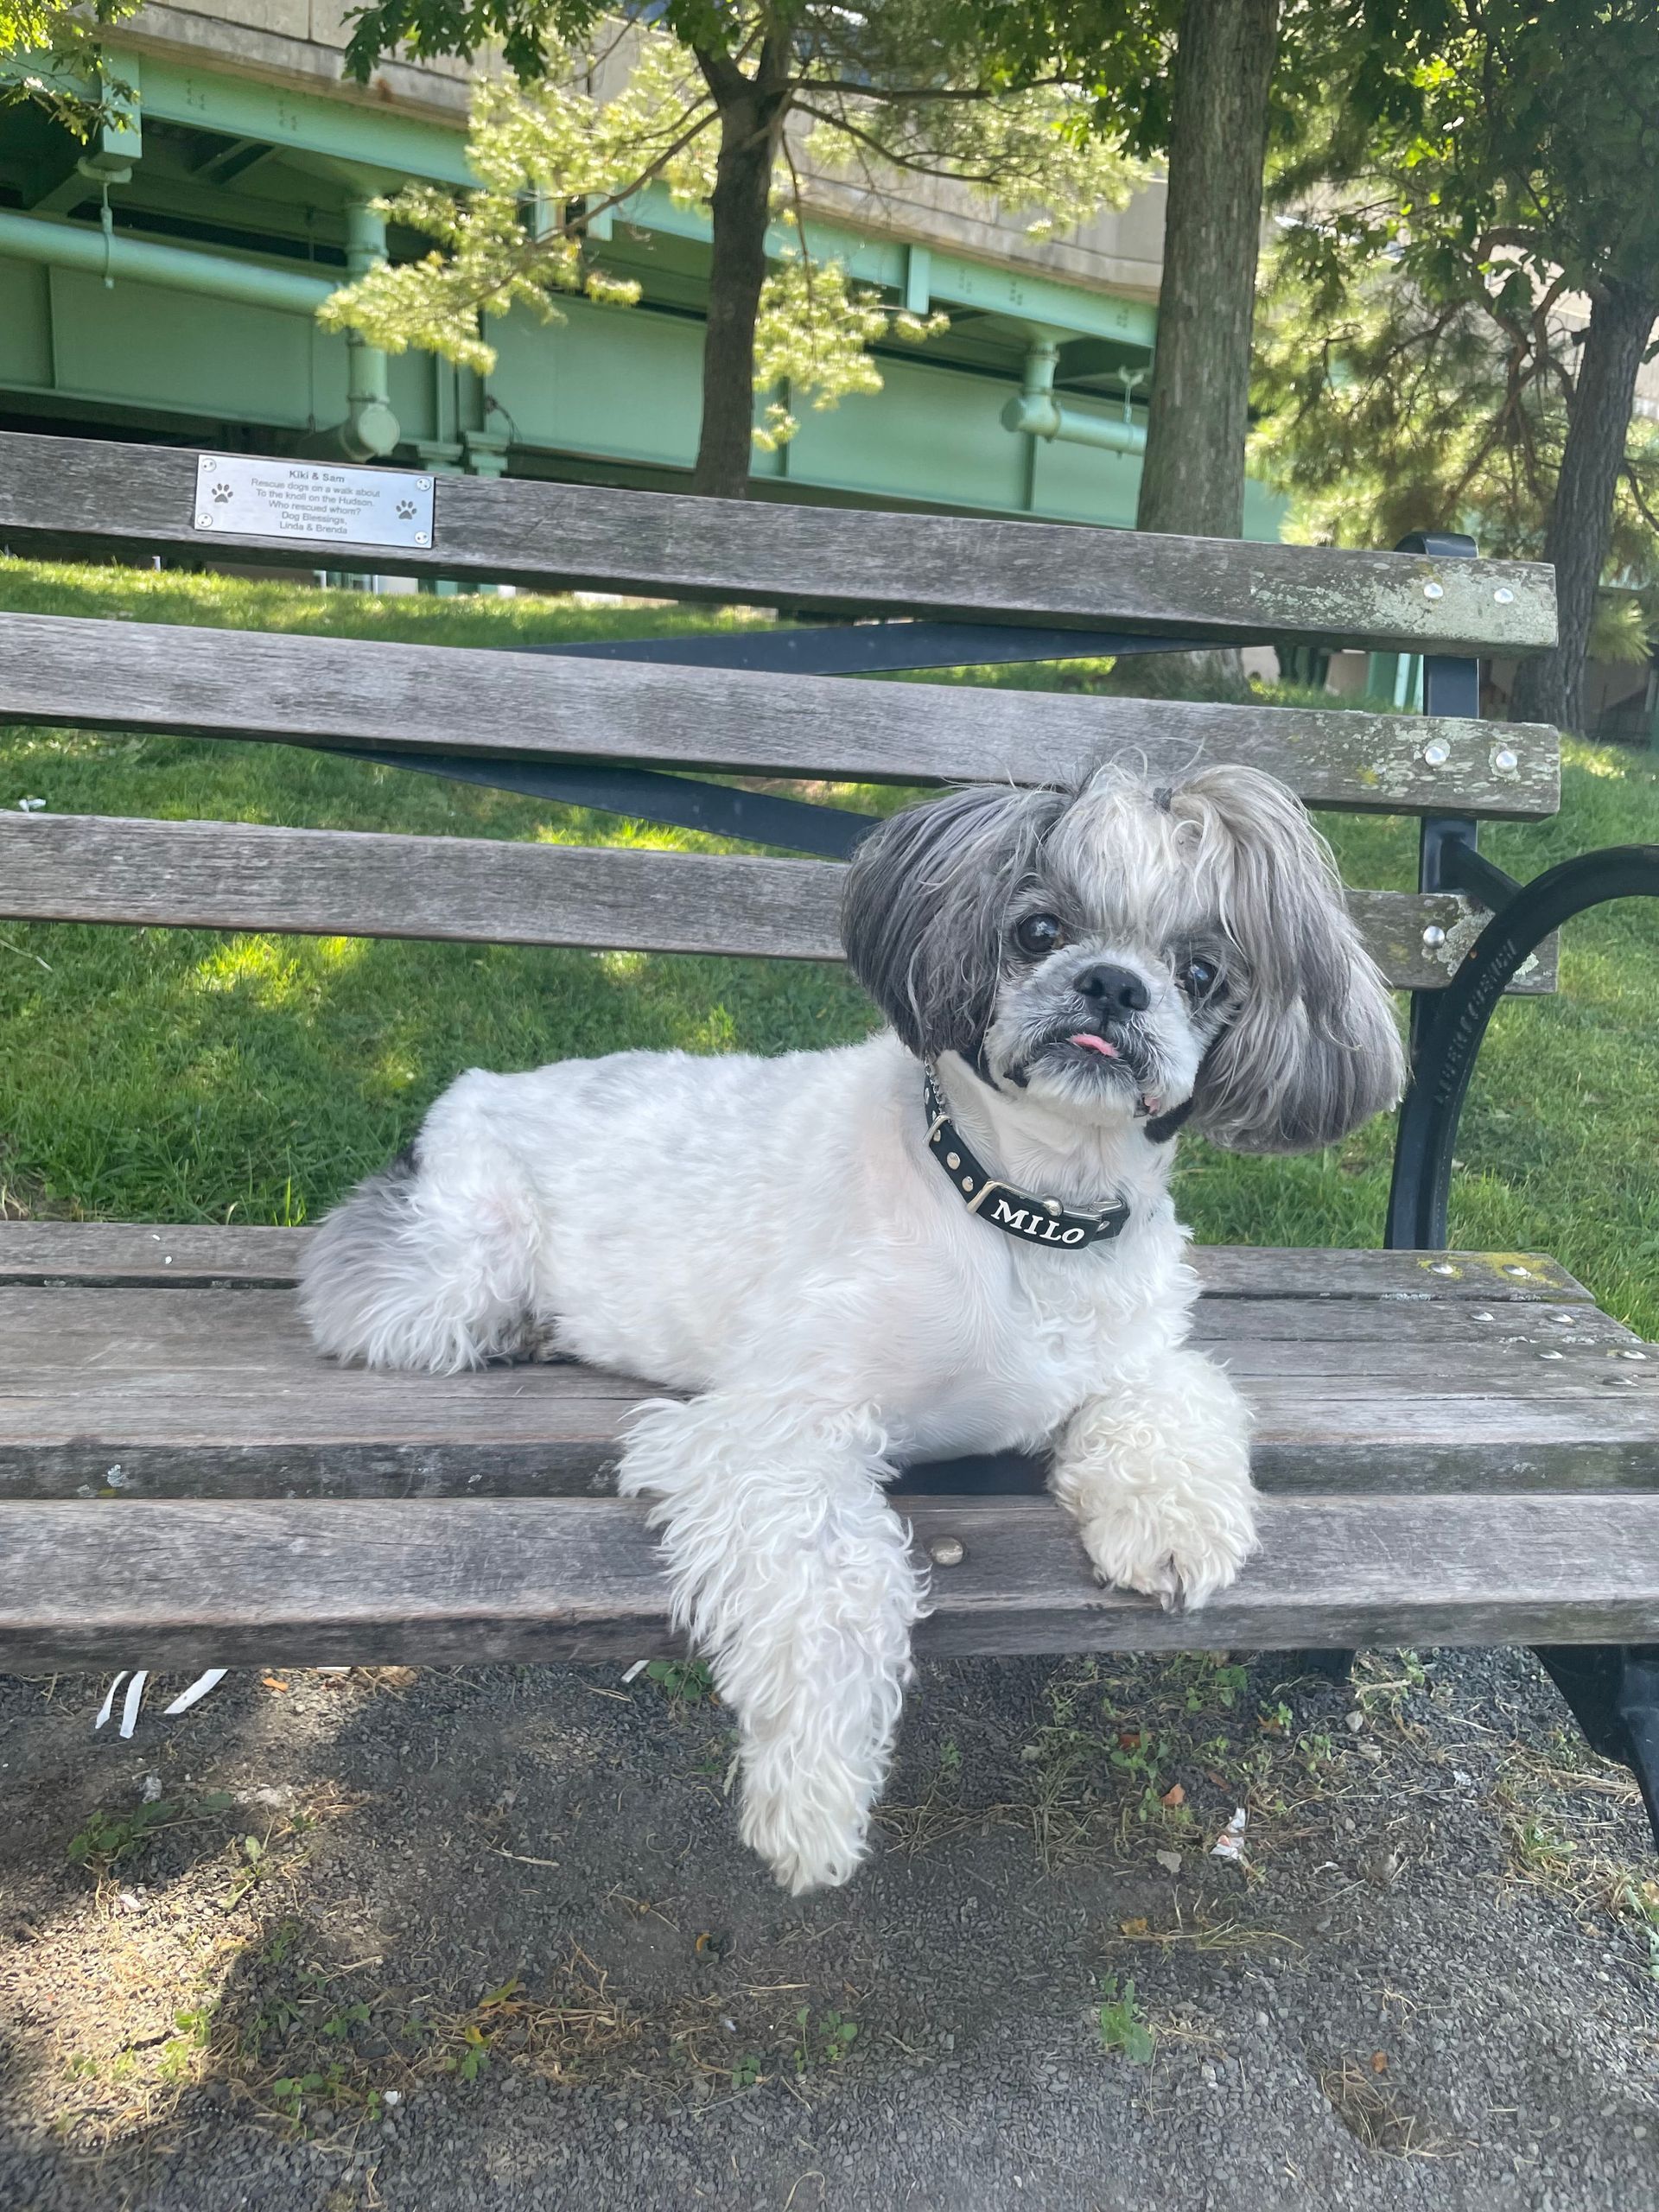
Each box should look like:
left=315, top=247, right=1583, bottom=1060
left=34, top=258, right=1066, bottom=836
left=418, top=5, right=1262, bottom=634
left=881, top=1649, right=1371, bottom=1876
left=641, top=1659, right=716, bottom=1707
left=1111, top=1904, right=1300, bottom=1957
left=1353, top=1651, right=1432, bottom=1736
left=1493, top=1733, right=1659, bottom=1975
left=1319, top=2056, right=1460, bottom=2159
left=157, top=2006, right=217, bottom=2085
left=1094, top=1977, right=1154, bottom=2063
left=793, top=2007, right=860, bottom=2074
left=65, top=1800, right=178, bottom=1876
left=216, top=1938, right=644, bottom=2133
left=66, top=1788, right=238, bottom=1885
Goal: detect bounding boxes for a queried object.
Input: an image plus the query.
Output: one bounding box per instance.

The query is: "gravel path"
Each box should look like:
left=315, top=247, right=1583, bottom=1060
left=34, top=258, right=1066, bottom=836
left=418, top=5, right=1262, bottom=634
left=2, top=1644, right=1656, bottom=2211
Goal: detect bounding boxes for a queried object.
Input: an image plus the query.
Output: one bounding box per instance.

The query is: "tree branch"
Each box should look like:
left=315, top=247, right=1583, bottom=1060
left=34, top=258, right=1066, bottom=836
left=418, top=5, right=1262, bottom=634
left=791, top=103, right=1040, bottom=192
left=1622, top=458, right=1659, bottom=538
left=790, top=73, right=1070, bottom=104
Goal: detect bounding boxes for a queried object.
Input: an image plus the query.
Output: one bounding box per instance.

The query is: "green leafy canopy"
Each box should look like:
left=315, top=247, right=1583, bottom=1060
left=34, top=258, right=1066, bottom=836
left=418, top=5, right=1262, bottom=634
left=1253, top=0, right=1659, bottom=604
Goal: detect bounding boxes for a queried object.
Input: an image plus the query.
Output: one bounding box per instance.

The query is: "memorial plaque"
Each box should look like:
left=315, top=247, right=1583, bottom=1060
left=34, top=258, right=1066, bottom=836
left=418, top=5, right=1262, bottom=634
left=190, top=454, right=434, bottom=550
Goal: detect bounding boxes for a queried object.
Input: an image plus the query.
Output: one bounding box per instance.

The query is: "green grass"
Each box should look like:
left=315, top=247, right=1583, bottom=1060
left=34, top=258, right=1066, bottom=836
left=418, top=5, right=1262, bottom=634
left=0, top=553, right=779, bottom=652
left=3, top=555, right=1657, bottom=1336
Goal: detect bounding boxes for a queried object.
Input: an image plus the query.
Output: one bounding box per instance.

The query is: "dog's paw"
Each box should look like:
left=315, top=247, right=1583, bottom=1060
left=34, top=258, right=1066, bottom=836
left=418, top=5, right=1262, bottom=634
left=1079, top=1488, right=1257, bottom=1613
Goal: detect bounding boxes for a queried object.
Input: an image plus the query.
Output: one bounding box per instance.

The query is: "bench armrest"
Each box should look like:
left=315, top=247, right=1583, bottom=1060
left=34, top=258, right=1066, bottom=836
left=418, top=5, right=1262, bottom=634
left=1385, top=843, right=1659, bottom=1249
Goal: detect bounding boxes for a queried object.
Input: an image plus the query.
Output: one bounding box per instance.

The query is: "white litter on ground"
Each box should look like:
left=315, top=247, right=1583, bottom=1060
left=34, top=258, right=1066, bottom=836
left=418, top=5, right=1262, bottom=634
left=162, top=1669, right=227, bottom=1716
left=93, top=1667, right=230, bottom=1732
left=92, top=1673, right=129, bottom=1731
left=1210, top=1807, right=1249, bottom=1861
left=118, top=1671, right=149, bottom=1738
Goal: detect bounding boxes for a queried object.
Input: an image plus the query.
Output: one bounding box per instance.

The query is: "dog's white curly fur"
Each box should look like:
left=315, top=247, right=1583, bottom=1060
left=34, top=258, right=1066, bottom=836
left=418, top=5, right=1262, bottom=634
left=301, top=765, right=1402, bottom=1892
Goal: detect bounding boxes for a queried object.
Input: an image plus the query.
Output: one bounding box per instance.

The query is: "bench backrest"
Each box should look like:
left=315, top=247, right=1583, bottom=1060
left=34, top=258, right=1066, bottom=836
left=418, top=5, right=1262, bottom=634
left=0, top=431, right=1560, bottom=1001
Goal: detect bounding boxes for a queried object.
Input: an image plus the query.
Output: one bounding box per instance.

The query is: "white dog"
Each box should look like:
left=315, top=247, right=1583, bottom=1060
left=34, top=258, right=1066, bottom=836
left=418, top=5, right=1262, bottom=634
left=301, top=763, right=1403, bottom=1893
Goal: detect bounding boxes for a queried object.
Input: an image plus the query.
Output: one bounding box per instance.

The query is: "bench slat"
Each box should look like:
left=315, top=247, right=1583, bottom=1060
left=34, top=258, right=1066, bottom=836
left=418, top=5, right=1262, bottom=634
left=0, top=431, right=1558, bottom=654
left=1, top=1276, right=1650, bottom=1499
left=0, top=1225, right=1594, bottom=1301
left=0, top=1491, right=1651, bottom=1669
left=0, top=1270, right=1627, bottom=1343
left=0, top=813, right=1559, bottom=995
left=0, top=612, right=1560, bottom=817
left=2, top=1289, right=1637, bottom=1389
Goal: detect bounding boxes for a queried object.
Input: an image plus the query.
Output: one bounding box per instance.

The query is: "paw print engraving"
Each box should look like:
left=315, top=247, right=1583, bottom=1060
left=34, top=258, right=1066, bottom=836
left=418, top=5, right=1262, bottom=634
left=211, top=481, right=235, bottom=505
left=396, top=499, right=417, bottom=520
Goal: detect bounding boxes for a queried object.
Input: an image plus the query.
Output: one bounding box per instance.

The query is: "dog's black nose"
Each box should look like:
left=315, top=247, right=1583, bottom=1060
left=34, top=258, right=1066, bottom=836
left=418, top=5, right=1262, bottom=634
left=1076, top=963, right=1150, bottom=1015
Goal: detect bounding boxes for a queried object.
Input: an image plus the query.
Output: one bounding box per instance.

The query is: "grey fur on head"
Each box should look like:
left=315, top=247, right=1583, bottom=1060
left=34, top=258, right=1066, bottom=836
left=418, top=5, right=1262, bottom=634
left=1160, top=767, right=1405, bottom=1152
left=841, top=762, right=1404, bottom=1155
left=840, top=781, right=1069, bottom=1065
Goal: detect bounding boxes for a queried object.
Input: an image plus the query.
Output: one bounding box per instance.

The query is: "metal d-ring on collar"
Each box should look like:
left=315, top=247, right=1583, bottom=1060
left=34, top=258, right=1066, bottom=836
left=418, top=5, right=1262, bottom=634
left=923, top=1069, right=1132, bottom=1249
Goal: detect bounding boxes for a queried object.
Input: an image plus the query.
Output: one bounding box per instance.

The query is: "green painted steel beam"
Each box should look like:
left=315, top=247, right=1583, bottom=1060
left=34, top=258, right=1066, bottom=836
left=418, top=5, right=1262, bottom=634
left=15, top=47, right=1157, bottom=350
left=610, top=183, right=1157, bottom=347
left=927, top=256, right=1154, bottom=349
left=109, top=49, right=478, bottom=188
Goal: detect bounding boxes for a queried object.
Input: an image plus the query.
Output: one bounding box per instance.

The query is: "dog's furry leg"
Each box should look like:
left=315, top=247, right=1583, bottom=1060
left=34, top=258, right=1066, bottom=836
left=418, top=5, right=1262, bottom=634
left=300, top=1126, right=542, bottom=1374
left=1049, top=1348, right=1258, bottom=1611
left=620, top=1393, right=925, bottom=1894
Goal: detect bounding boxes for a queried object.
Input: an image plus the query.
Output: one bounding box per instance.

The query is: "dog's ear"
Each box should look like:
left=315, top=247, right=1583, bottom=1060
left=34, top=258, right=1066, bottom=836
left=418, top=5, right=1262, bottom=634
left=841, top=782, right=1066, bottom=1062
left=1170, top=766, right=1405, bottom=1154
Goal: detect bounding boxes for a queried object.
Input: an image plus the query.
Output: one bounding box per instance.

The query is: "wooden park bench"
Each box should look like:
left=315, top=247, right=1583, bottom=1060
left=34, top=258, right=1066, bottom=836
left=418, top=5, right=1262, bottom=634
left=0, top=430, right=1655, bottom=1842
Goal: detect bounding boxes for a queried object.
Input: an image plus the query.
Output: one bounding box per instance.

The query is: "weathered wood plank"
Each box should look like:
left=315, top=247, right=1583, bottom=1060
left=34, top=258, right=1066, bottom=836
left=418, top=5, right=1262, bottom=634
left=1, top=1286, right=1637, bottom=1392
left=0, top=813, right=1560, bottom=995
left=0, top=1276, right=1651, bottom=1500
left=1196, top=1247, right=1593, bottom=1302
left=0, top=432, right=1558, bottom=653
left=1205, top=1301, right=1632, bottom=1344
left=0, top=1265, right=1624, bottom=1343
left=4, top=1289, right=1639, bottom=1393
left=0, top=811, right=843, bottom=963
left=0, top=611, right=1560, bottom=818
left=0, top=1491, right=1651, bottom=1669
left=0, top=1224, right=1594, bottom=1301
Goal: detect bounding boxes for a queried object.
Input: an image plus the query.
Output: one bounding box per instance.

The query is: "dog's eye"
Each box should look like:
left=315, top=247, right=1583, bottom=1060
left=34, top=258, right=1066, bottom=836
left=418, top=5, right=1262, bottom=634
left=1180, top=955, right=1222, bottom=998
left=1014, top=913, right=1065, bottom=958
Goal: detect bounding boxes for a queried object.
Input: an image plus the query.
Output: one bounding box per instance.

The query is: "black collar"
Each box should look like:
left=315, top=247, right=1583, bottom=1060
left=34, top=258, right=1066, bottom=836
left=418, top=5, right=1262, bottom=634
left=923, top=1070, right=1132, bottom=1249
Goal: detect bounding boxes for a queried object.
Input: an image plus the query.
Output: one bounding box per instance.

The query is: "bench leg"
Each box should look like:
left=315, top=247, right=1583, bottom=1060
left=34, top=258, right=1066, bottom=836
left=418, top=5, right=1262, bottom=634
left=1532, top=1645, right=1659, bottom=1851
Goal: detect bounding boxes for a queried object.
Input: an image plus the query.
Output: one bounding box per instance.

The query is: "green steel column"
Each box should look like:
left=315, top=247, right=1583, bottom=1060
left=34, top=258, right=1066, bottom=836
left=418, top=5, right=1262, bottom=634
left=337, top=199, right=399, bottom=461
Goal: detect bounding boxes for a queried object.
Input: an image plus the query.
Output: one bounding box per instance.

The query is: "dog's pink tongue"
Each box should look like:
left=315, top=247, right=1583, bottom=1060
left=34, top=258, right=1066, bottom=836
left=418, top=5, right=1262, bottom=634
left=1068, top=1033, right=1118, bottom=1058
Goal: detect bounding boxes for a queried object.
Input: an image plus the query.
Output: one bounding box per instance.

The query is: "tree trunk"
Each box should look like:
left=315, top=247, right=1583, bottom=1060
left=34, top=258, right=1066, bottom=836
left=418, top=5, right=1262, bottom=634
left=690, top=60, right=790, bottom=501
left=1136, top=0, right=1281, bottom=541
left=1511, top=283, right=1657, bottom=734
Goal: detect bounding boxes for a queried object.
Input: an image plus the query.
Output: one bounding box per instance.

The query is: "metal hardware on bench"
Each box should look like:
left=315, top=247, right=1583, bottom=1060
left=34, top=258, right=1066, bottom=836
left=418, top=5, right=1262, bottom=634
left=1429, top=829, right=1522, bottom=912
left=1398, top=532, right=1486, bottom=1077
